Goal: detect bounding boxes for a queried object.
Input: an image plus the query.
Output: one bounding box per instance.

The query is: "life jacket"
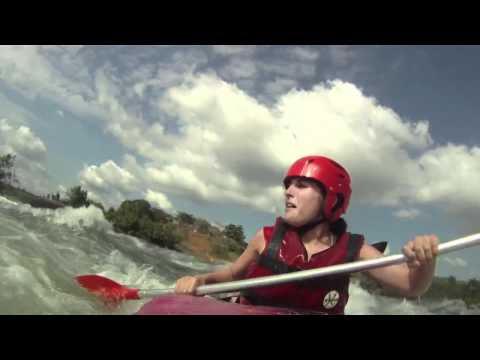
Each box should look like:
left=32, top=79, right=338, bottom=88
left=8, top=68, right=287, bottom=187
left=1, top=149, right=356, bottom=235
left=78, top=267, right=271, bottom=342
left=239, top=217, right=364, bottom=315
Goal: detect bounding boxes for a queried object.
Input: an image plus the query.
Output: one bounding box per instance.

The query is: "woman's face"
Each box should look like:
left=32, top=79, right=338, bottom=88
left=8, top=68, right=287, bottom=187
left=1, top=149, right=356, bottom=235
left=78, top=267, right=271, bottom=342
left=283, top=177, right=325, bottom=227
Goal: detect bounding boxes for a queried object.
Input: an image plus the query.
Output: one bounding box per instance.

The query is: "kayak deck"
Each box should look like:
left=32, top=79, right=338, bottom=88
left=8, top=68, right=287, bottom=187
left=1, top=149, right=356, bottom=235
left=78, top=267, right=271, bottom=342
left=136, top=242, right=390, bottom=315
left=136, top=294, right=316, bottom=315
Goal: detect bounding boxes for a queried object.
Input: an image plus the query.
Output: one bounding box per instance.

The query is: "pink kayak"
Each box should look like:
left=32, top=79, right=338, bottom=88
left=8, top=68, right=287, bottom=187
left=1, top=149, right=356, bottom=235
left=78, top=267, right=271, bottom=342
left=136, top=294, right=320, bottom=315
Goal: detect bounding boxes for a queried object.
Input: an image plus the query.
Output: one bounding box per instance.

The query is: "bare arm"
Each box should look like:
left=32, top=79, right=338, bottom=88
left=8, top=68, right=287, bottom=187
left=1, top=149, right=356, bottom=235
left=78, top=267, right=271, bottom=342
left=175, top=229, right=266, bottom=294
left=359, top=235, right=438, bottom=297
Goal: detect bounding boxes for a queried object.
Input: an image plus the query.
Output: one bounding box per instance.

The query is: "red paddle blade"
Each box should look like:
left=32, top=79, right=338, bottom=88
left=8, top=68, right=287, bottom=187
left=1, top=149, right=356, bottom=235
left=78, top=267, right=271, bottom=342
left=76, top=275, right=141, bottom=301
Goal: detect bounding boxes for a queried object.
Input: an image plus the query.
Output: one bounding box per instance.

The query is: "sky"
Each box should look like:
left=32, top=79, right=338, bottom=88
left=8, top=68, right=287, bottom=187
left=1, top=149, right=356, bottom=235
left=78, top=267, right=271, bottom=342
left=0, top=45, right=479, bottom=281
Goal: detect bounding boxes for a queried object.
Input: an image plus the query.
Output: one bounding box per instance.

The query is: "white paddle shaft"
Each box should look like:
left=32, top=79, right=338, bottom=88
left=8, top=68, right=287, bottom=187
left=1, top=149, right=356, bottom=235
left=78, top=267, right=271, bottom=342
left=139, top=233, right=480, bottom=298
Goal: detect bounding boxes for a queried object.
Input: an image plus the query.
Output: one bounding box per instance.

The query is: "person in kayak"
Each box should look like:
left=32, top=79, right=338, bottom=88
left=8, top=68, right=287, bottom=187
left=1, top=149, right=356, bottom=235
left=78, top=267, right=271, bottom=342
left=175, top=155, right=439, bottom=314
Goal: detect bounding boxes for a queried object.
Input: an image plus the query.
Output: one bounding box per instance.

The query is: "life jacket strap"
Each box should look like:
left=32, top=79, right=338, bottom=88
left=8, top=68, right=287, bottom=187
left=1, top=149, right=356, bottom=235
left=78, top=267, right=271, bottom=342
left=345, top=233, right=365, bottom=263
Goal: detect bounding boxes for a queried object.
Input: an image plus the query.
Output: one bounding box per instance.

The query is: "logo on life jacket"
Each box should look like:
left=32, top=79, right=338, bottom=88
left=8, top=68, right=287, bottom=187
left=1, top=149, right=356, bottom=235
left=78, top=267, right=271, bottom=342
left=322, top=290, right=340, bottom=309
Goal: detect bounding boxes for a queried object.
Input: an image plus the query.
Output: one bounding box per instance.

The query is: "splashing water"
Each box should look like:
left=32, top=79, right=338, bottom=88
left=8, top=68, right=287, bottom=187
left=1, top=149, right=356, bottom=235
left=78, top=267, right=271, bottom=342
left=0, top=196, right=476, bottom=315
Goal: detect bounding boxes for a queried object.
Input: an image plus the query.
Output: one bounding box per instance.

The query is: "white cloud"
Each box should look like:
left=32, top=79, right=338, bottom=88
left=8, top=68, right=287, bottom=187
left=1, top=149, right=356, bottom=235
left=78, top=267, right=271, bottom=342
left=444, top=257, right=468, bottom=268
left=126, top=48, right=210, bottom=99
left=329, top=45, right=356, bottom=67
left=0, top=118, right=51, bottom=193
left=213, top=46, right=318, bottom=93
left=220, top=58, right=257, bottom=80
left=79, top=160, right=139, bottom=208
left=289, top=46, right=320, bottom=61
left=0, top=45, right=107, bottom=130
left=140, top=75, right=433, bottom=213
left=57, top=110, right=64, bottom=117
left=144, top=189, right=173, bottom=211
left=211, top=45, right=257, bottom=56
left=407, top=144, right=480, bottom=233
left=145, top=164, right=210, bottom=200
left=5, top=51, right=477, bottom=229
left=415, top=144, right=480, bottom=207
left=1, top=45, right=479, bottom=233
left=269, top=80, right=432, bottom=206
left=0, top=91, right=36, bottom=127
left=171, top=48, right=209, bottom=70
left=38, top=45, right=84, bottom=55
left=258, top=61, right=316, bottom=79
left=0, top=118, right=46, bottom=155
left=264, top=78, right=298, bottom=97
left=393, top=208, right=420, bottom=219
left=80, top=160, right=137, bottom=192
left=130, top=67, right=177, bottom=98
left=143, top=73, right=479, bottom=231
left=93, top=68, right=162, bottom=160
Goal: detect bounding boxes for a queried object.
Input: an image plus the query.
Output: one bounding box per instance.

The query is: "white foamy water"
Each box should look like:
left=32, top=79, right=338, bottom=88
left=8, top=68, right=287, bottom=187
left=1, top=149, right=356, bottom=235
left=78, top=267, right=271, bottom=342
left=0, top=196, right=476, bottom=315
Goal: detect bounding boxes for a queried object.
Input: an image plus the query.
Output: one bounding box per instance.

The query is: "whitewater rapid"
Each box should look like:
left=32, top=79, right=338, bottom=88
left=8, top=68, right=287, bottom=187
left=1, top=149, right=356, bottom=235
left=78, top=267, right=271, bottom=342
left=0, top=196, right=476, bottom=315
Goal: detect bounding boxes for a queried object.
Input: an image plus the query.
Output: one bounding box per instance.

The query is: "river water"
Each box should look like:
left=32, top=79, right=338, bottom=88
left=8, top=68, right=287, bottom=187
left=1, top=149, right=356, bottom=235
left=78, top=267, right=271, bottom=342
left=0, top=196, right=477, bottom=315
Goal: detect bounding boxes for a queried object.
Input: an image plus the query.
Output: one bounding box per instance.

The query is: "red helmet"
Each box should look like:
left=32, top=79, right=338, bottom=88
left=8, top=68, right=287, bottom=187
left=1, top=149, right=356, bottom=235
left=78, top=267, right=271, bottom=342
left=283, top=156, right=352, bottom=222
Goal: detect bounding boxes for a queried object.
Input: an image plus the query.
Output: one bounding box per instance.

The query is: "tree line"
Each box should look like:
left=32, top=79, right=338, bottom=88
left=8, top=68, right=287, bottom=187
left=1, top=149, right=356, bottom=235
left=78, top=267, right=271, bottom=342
left=356, top=272, right=480, bottom=308
left=0, top=152, right=247, bottom=257
left=0, top=153, right=19, bottom=188
left=38, top=177, right=248, bottom=257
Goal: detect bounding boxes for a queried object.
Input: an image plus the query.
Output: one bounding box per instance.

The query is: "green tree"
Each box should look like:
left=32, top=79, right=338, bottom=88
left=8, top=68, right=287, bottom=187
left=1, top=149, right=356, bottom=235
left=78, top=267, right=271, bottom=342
left=223, top=224, right=246, bottom=243
left=177, top=212, right=195, bottom=225
left=107, top=200, right=181, bottom=249
left=196, top=219, right=211, bottom=234
left=465, top=279, right=480, bottom=297
left=211, top=235, right=246, bottom=261
left=89, top=200, right=105, bottom=211
left=151, top=207, right=174, bottom=224
left=66, top=186, right=89, bottom=208
left=148, top=222, right=182, bottom=249
left=105, top=207, right=116, bottom=222
left=0, top=153, right=18, bottom=187
left=111, top=200, right=152, bottom=234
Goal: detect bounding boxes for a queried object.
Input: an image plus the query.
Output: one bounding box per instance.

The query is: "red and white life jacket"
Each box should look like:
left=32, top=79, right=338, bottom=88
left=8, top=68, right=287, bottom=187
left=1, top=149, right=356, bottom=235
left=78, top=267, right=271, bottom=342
left=239, top=217, right=364, bottom=315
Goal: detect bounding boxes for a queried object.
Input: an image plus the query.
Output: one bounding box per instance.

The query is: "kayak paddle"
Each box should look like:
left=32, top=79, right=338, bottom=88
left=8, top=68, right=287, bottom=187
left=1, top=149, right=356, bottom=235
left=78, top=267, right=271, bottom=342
left=76, top=232, right=480, bottom=303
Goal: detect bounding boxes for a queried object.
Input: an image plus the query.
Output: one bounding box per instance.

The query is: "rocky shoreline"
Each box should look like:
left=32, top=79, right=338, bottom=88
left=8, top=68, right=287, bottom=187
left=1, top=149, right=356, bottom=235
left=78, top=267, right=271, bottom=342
left=0, top=184, right=245, bottom=263
left=0, top=184, right=65, bottom=209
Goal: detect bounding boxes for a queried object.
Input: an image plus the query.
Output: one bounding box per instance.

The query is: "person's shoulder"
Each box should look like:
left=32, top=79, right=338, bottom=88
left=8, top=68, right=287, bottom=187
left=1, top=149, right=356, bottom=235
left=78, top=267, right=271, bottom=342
left=247, top=218, right=280, bottom=253
left=252, top=228, right=266, bottom=244
left=248, top=228, right=267, bottom=253
left=357, top=242, right=385, bottom=260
